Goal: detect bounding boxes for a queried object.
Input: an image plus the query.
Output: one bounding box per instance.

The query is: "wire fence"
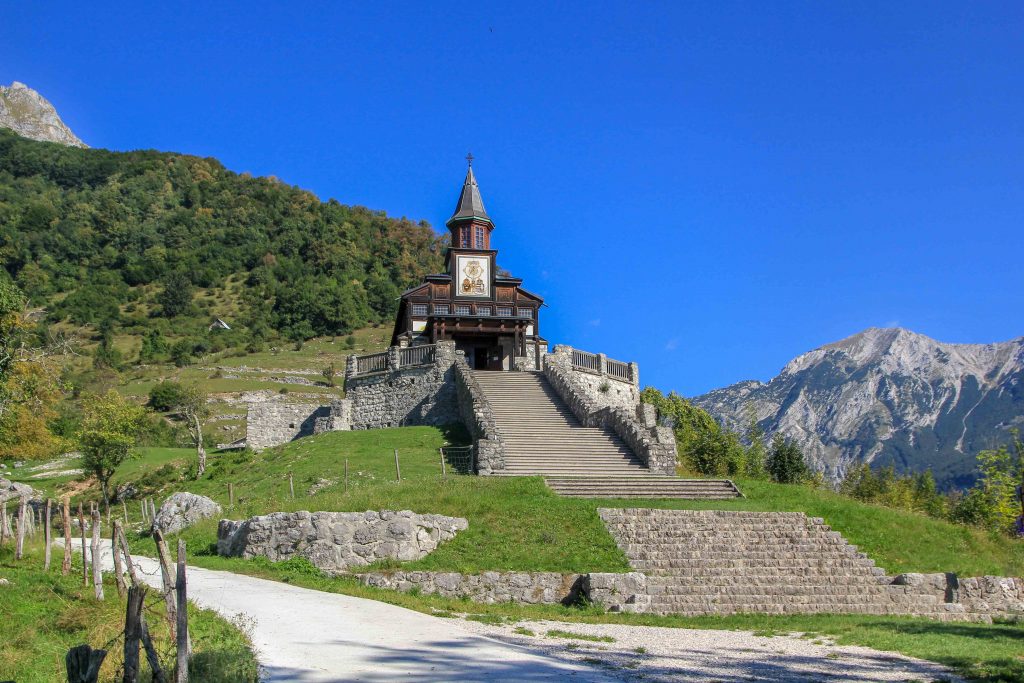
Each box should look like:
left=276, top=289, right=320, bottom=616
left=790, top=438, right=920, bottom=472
left=440, top=445, right=475, bottom=475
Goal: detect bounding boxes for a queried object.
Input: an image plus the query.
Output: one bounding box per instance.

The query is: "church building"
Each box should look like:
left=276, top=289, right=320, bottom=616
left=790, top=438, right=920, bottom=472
left=391, top=160, right=547, bottom=370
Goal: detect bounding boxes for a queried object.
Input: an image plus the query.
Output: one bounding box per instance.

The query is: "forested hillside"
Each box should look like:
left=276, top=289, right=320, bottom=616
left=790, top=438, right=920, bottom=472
left=0, top=129, right=444, bottom=349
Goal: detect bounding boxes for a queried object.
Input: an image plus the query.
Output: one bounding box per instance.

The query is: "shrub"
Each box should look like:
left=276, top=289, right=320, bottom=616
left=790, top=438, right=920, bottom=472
left=148, top=380, right=186, bottom=412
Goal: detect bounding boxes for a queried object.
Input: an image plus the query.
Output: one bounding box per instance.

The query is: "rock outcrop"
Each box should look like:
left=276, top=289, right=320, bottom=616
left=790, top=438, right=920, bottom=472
left=217, top=510, right=467, bottom=573
left=154, top=493, right=222, bottom=535
left=0, top=82, right=86, bottom=148
left=694, top=328, right=1024, bottom=486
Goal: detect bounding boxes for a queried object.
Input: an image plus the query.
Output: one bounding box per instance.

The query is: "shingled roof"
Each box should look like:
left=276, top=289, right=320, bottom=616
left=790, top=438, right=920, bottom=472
left=446, top=166, right=492, bottom=226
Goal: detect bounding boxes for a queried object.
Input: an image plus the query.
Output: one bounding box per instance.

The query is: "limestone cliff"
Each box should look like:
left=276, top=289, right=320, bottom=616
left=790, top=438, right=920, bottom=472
left=0, top=82, right=86, bottom=147
left=694, top=328, right=1024, bottom=488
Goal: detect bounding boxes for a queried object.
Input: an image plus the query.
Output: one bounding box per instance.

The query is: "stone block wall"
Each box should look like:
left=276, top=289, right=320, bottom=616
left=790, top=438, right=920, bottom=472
left=313, top=399, right=352, bottom=434
left=544, top=348, right=677, bottom=475
left=359, top=571, right=582, bottom=605
left=246, top=403, right=331, bottom=451
left=217, top=509, right=468, bottom=573
left=344, top=341, right=460, bottom=430
left=889, top=573, right=1024, bottom=621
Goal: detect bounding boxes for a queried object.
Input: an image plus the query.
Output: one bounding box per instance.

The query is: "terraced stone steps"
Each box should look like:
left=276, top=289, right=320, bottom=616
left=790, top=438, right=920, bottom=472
left=546, top=478, right=741, bottom=498
left=598, top=508, right=965, bottom=618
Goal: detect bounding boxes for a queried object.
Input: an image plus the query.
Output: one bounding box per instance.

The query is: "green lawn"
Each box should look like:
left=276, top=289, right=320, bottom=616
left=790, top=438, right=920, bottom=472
left=0, top=542, right=257, bottom=683
left=103, top=427, right=1024, bottom=577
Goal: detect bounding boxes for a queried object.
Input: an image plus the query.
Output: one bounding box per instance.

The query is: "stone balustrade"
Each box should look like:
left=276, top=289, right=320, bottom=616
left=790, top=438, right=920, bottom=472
left=453, top=355, right=506, bottom=474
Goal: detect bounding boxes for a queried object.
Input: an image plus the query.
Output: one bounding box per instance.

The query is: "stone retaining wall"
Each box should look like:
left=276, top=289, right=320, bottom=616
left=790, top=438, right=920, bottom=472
left=890, top=573, right=1024, bottom=621
left=246, top=402, right=331, bottom=451
left=344, top=342, right=460, bottom=430
left=544, top=349, right=677, bottom=475
left=359, top=571, right=583, bottom=605
left=217, top=510, right=468, bottom=572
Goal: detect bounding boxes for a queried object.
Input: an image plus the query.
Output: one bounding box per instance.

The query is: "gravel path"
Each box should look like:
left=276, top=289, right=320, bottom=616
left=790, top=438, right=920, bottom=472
left=70, top=540, right=961, bottom=682
left=459, top=618, right=963, bottom=682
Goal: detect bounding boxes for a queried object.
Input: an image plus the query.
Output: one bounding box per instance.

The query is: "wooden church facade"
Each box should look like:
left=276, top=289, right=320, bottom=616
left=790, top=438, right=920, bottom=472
left=391, top=163, right=547, bottom=370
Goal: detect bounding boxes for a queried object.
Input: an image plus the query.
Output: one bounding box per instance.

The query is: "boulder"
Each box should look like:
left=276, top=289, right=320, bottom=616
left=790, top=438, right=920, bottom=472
left=154, top=492, right=222, bottom=535
left=0, top=477, right=39, bottom=505
left=217, top=510, right=468, bottom=573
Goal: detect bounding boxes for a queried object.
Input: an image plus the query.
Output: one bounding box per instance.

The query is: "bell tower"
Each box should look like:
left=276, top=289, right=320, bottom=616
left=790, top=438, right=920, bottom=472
left=446, top=154, right=493, bottom=250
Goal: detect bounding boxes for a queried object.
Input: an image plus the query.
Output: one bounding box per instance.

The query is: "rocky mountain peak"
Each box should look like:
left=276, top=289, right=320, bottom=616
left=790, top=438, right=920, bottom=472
left=695, top=328, right=1024, bottom=489
left=0, top=81, right=86, bottom=148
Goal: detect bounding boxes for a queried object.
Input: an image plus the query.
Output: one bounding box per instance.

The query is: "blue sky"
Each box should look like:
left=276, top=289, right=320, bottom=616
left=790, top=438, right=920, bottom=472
left=4, top=2, right=1022, bottom=395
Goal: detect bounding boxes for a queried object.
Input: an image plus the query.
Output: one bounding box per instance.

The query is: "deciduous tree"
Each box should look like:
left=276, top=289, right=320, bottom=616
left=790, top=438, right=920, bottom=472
left=78, top=390, right=147, bottom=508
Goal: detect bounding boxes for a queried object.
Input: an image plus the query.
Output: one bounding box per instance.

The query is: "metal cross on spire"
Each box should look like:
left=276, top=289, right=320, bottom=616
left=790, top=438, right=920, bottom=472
left=466, top=152, right=474, bottom=168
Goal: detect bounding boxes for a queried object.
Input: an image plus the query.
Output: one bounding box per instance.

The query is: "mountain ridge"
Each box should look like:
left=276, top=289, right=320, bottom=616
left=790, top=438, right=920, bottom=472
left=693, top=327, right=1024, bottom=489
left=0, top=81, right=86, bottom=148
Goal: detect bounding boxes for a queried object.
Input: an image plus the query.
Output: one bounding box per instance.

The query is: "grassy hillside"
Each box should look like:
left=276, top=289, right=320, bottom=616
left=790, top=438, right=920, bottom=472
left=18, top=427, right=1023, bottom=577
left=0, top=542, right=257, bottom=682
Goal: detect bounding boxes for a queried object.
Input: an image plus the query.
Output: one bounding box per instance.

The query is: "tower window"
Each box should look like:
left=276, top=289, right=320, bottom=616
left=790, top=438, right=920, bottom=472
left=460, top=228, right=471, bottom=248
left=474, top=226, right=485, bottom=248
left=411, top=304, right=428, bottom=316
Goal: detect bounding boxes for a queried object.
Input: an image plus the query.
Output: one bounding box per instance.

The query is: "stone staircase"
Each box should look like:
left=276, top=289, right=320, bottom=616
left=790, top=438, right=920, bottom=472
left=599, top=508, right=965, bottom=618
left=472, top=371, right=740, bottom=499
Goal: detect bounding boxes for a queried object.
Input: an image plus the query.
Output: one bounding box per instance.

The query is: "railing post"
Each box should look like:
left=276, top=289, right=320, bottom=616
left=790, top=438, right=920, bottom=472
left=628, top=361, right=640, bottom=388
left=598, top=353, right=608, bottom=378
left=387, top=345, right=401, bottom=372
left=345, top=354, right=357, bottom=382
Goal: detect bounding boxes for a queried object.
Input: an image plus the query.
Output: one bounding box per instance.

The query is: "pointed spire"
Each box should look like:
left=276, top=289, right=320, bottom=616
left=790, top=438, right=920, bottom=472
left=446, top=157, right=492, bottom=226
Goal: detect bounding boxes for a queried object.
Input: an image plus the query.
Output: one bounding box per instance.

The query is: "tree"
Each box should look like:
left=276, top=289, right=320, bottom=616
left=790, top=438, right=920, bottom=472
left=743, top=404, right=767, bottom=479
left=170, top=339, right=194, bottom=367
left=157, top=272, right=194, bottom=318
left=174, top=384, right=209, bottom=478
left=766, top=434, right=808, bottom=484
left=640, top=387, right=743, bottom=476
left=78, top=390, right=147, bottom=508
left=322, top=363, right=336, bottom=387
left=960, top=430, right=1024, bottom=534
left=0, top=280, right=69, bottom=460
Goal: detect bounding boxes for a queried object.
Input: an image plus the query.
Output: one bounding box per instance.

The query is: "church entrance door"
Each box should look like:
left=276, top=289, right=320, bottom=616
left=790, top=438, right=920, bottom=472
left=473, top=346, right=490, bottom=370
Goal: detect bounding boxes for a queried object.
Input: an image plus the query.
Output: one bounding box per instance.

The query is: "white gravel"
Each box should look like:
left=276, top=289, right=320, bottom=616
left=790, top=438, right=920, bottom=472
left=458, top=618, right=964, bottom=682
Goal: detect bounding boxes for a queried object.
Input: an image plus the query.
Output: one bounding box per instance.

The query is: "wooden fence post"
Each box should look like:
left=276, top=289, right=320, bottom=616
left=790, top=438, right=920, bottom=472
left=62, top=496, right=72, bottom=575
left=289, top=472, right=295, bottom=499
left=91, top=507, right=104, bottom=600
left=140, top=500, right=147, bottom=524
left=122, top=502, right=128, bottom=526
left=228, top=482, right=234, bottom=507
left=0, top=501, right=7, bottom=546
left=175, top=539, right=189, bottom=683
left=149, top=498, right=158, bottom=526
left=141, top=615, right=169, bottom=683
left=153, top=529, right=178, bottom=640
left=44, top=499, right=52, bottom=571
left=115, top=522, right=140, bottom=587
left=344, top=459, right=349, bottom=493
left=111, top=519, right=127, bottom=597
left=123, top=585, right=146, bottom=683
left=440, top=448, right=447, bottom=479
left=394, top=449, right=401, bottom=482
left=65, top=643, right=107, bottom=683
left=78, top=502, right=89, bottom=586
left=15, top=496, right=26, bottom=560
